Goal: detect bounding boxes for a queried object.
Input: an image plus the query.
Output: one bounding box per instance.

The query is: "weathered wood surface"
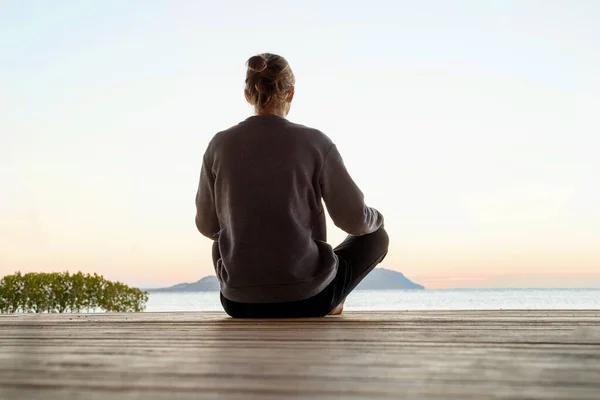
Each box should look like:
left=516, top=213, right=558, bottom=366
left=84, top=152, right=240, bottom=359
left=1, top=310, right=599, bottom=399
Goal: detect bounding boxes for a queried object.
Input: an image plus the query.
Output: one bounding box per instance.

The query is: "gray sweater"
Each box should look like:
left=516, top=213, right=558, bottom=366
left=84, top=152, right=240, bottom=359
left=195, top=115, right=383, bottom=303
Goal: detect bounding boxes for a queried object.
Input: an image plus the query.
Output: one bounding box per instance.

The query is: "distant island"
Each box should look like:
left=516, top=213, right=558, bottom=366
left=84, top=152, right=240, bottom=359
left=355, top=268, right=424, bottom=290
left=147, top=268, right=424, bottom=292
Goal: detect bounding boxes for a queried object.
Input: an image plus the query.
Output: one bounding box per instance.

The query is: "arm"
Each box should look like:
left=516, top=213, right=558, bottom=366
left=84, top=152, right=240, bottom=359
left=195, top=155, right=220, bottom=240
left=320, top=144, right=384, bottom=235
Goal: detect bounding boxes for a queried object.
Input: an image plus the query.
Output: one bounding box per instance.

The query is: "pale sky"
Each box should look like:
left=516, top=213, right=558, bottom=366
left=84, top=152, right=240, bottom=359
left=1, top=0, right=599, bottom=289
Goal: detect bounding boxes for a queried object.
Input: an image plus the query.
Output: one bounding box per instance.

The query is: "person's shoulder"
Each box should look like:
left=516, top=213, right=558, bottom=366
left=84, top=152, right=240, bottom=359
left=215, top=120, right=245, bottom=139
left=204, top=120, right=247, bottom=153
left=285, top=120, right=333, bottom=147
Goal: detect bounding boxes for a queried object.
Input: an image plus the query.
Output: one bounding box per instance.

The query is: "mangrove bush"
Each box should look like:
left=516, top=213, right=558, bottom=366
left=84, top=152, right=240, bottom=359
left=0, top=272, right=148, bottom=313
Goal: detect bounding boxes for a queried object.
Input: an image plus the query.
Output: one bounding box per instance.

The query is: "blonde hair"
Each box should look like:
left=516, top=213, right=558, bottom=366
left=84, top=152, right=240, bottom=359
left=244, top=53, right=295, bottom=113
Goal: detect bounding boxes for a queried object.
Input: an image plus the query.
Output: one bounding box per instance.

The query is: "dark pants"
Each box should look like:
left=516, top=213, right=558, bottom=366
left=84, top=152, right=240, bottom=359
left=214, top=227, right=389, bottom=318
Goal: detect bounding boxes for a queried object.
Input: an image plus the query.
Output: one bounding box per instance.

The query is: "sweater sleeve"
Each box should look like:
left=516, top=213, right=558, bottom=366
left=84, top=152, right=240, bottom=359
left=320, top=144, right=384, bottom=236
left=195, top=155, right=220, bottom=240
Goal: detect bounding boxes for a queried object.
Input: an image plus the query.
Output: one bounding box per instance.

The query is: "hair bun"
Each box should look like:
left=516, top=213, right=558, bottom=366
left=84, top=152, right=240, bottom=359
left=244, top=53, right=295, bottom=113
left=247, top=55, right=268, bottom=73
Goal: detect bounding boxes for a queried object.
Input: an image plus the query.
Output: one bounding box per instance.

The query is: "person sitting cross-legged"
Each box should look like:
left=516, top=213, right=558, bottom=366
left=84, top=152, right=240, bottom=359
left=195, top=53, right=389, bottom=318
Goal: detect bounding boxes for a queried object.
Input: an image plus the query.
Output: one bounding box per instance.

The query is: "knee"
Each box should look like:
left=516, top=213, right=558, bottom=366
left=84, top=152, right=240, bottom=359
left=374, top=226, right=389, bottom=253
left=220, top=293, right=239, bottom=318
left=361, top=226, right=389, bottom=260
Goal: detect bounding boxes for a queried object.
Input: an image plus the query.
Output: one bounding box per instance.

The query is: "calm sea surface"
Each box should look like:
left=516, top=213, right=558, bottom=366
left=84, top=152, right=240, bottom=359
left=145, top=289, right=600, bottom=312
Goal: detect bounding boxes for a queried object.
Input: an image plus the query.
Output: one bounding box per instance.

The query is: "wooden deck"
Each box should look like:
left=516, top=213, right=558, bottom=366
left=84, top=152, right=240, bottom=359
left=1, top=311, right=599, bottom=399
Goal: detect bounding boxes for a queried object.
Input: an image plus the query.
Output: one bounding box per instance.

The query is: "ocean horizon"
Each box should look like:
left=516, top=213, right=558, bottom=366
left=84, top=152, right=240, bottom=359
left=144, top=288, right=600, bottom=312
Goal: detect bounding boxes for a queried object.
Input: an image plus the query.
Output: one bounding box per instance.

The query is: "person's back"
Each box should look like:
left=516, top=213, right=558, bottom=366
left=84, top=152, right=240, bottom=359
left=200, top=116, right=339, bottom=302
left=195, top=53, right=389, bottom=318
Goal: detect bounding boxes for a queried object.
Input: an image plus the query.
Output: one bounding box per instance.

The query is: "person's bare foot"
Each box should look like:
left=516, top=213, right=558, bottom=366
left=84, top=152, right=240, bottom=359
left=328, top=300, right=345, bottom=316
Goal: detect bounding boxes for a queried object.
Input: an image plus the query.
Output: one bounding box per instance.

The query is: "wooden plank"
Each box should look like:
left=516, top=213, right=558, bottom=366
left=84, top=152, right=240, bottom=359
left=1, top=311, right=599, bottom=399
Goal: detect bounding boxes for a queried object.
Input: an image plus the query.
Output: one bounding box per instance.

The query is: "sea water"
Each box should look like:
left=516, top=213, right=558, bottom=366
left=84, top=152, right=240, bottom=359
left=144, top=288, right=600, bottom=312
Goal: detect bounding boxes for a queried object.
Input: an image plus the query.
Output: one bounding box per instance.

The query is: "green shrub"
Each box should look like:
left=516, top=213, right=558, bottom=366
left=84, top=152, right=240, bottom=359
left=0, top=272, right=148, bottom=313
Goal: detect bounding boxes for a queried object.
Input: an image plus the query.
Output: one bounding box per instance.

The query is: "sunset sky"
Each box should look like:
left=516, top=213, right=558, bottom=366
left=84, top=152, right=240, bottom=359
left=1, top=1, right=599, bottom=289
